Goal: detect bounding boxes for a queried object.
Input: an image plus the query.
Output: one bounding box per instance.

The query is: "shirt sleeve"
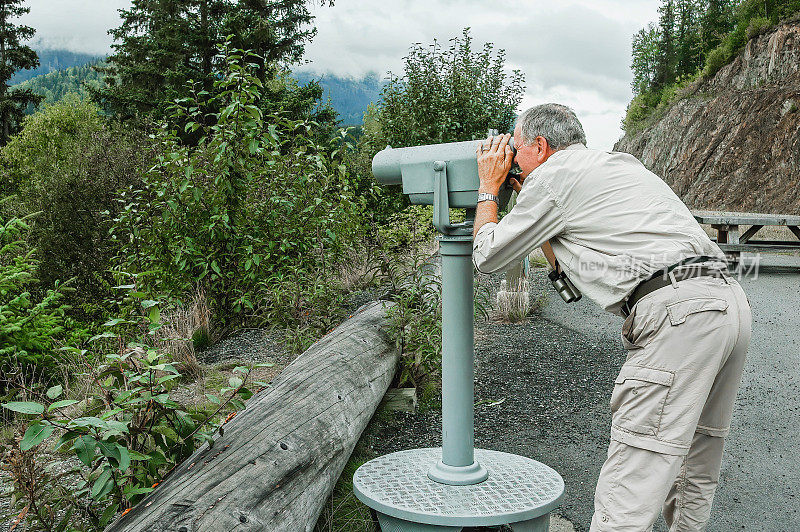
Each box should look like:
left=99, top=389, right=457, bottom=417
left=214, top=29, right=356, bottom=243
left=472, top=179, right=567, bottom=274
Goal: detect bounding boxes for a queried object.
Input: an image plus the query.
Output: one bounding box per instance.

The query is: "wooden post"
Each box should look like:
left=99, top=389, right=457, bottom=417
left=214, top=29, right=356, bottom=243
left=108, top=301, right=399, bottom=532
left=713, top=223, right=741, bottom=266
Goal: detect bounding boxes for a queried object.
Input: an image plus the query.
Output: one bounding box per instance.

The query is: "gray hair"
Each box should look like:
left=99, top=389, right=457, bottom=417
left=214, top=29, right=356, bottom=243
left=516, top=103, right=586, bottom=150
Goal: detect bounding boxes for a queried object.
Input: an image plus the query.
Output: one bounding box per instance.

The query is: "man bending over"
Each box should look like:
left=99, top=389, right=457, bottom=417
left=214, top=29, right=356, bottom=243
left=472, top=103, right=751, bottom=531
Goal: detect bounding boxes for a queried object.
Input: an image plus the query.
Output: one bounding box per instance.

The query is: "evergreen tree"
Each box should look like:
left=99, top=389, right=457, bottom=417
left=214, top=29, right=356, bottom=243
left=701, top=0, right=733, bottom=54
left=631, top=23, right=661, bottom=95
left=223, top=0, right=317, bottom=68
left=654, top=0, right=677, bottom=90
left=675, top=0, right=702, bottom=79
left=736, top=0, right=800, bottom=25
left=0, top=0, right=41, bottom=144
left=95, top=0, right=330, bottom=121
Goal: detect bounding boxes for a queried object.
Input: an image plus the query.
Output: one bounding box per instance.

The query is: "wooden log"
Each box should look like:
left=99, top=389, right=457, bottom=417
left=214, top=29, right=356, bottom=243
left=381, top=387, right=418, bottom=412
left=108, top=301, right=398, bottom=532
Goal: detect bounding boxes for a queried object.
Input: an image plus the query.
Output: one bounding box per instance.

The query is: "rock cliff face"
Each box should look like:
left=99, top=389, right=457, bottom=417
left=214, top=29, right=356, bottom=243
left=615, top=21, right=800, bottom=215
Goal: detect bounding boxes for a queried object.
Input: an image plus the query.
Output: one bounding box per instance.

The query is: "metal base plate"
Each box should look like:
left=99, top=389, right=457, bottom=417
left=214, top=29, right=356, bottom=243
left=353, top=448, right=564, bottom=527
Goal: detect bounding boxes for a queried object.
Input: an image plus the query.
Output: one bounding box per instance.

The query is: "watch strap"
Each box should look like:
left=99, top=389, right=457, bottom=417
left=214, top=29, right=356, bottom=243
left=477, top=192, right=500, bottom=207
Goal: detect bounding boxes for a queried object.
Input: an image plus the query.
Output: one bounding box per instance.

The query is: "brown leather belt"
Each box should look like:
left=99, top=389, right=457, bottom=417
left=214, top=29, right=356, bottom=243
left=621, top=259, right=726, bottom=318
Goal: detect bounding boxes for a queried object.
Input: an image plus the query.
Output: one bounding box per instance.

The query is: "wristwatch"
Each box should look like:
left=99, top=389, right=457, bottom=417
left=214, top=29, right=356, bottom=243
left=477, top=192, right=500, bottom=208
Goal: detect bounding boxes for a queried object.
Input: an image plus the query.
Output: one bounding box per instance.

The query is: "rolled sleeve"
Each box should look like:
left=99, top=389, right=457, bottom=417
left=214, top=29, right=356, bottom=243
left=472, top=180, right=566, bottom=273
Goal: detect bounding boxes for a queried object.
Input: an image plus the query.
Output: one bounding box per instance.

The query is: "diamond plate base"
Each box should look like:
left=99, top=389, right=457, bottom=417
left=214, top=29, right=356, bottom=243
left=353, top=448, right=565, bottom=528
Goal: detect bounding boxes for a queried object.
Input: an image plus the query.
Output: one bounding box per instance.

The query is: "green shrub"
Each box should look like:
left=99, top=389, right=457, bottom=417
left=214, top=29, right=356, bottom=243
left=622, top=93, right=655, bottom=133
left=0, top=210, right=70, bottom=374
left=746, top=16, right=773, bottom=40
left=343, top=107, right=408, bottom=224
left=1, top=95, right=103, bottom=198
left=373, top=28, right=524, bottom=149
left=657, top=73, right=699, bottom=108
left=622, top=73, right=697, bottom=134
left=1, top=295, right=263, bottom=529
left=114, top=43, right=366, bottom=337
left=376, top=206, right=435, bottom=255
left=372, top=204, right=489, bottom=388
left=702, top=44, right=731, bottom=78
left=1, top=96, right=149, bottom=321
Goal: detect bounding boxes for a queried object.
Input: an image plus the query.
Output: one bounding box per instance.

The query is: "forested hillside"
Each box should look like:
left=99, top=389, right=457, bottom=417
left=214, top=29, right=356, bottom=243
left=295, top=71, right=383, bottom=125
left=9, top=48, right=100, bottom=85
left=623, top=0, right=800, bottom=133
left=13, top=48, right=383, bottom=124
left=15, top=61, right=105, bottom=110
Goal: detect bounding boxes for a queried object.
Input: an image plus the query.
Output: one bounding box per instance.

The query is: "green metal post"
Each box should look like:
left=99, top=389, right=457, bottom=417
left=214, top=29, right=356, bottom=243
left=427, top=233, right=488, bottom=485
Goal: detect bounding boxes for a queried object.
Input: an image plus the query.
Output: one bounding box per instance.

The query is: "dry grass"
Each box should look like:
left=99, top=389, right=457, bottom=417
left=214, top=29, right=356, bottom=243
left=314, top=487, right=377, bottom=532
left=494, top=278, right=531, bottom=323
left=334, top=246, right=380, bottom=293
left=157, top=287, right=211, bottom=380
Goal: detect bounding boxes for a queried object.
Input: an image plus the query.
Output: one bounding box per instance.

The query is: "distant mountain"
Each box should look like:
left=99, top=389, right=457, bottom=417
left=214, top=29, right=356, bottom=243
left=16, top=61, right=106, bottom=112
left=294, top=71, right=385, bottom=125
left=12, top=48, right=385, bottom=125
left=10, top=49, right=102, bottom=85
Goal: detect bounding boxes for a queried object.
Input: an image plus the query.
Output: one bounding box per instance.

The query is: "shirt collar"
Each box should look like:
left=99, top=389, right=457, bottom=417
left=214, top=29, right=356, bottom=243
left=564, top=143, right=587, bottom=150
left=528, top=143, right=588, bottom=181
left=548, top=143, right=587, bottom=161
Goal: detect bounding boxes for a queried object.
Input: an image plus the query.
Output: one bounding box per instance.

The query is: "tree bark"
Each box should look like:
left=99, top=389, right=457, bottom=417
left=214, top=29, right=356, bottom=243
left=108, top=301, right=398, bottom=532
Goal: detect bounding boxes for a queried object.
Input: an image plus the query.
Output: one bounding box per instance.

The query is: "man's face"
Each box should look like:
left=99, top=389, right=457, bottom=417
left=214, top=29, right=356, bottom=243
left=513, top=125, right=543, bottom=179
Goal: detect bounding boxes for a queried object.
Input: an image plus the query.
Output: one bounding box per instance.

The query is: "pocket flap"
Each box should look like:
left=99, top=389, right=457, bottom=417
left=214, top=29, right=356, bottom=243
left=666, top=297, right=728, bottom=325
left=614, top=365, right=674, bottom=386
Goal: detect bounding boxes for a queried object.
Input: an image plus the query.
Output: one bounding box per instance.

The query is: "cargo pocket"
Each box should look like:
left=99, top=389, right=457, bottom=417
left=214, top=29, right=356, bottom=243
left=610, top=365, right=674, bottom=437
left=666, top=297, right=728, bottom=325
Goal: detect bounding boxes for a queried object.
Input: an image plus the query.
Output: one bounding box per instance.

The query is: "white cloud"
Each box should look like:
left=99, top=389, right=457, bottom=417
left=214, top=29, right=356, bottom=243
left=21, top=0, right=661, bottom=149
left=22, top=0, right=129, bottom=55
left=301, top=0, right=661, bottom=149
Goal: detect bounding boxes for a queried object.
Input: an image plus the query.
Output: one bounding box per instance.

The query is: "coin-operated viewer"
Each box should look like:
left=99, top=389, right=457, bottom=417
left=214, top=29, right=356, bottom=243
left=471, top=103, right=752, bottom=532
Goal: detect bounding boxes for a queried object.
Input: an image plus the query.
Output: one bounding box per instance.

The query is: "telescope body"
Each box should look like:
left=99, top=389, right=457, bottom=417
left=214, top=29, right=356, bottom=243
left=372, top=138, right=516, bottom=208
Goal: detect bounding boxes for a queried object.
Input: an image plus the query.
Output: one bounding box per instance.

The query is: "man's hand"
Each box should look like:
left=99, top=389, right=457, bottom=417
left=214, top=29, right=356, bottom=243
left=477, top=133, right=514, bottom=195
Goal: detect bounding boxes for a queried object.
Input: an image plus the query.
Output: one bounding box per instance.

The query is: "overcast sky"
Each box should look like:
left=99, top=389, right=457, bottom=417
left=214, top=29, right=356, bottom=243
left=22, top=0, right=660, bottom=149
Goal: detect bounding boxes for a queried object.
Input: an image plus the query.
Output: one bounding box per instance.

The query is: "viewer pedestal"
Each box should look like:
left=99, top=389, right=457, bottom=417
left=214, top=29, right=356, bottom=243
left=354, top=448, right=564, bottom=530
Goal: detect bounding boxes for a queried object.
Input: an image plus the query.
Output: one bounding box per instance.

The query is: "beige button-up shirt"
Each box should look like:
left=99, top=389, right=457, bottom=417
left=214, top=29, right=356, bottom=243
left=472, top=144, right=725, bottom=315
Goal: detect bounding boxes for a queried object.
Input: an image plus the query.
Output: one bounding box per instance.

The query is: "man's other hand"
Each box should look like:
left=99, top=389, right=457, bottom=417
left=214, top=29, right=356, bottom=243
left=477, top=133, right=514, bottom=195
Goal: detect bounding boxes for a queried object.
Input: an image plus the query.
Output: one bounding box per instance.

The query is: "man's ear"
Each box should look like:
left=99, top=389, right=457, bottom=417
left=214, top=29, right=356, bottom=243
left=536, top=136, right=556, bottom=163
left=535, top=136, right=550, bottom=164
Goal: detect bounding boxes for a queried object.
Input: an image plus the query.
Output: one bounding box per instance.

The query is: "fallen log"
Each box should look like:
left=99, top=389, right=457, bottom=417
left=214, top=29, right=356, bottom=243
left=108, top=301, right=398, bottom=532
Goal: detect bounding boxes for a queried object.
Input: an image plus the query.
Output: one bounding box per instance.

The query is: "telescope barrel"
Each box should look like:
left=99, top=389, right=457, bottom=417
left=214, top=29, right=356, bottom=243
left=372, top=138, right=516, bottom=186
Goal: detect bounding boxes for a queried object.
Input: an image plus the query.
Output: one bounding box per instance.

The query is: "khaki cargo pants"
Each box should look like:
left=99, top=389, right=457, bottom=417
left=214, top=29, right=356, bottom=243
left=590, top=273, right=751, bottom=531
